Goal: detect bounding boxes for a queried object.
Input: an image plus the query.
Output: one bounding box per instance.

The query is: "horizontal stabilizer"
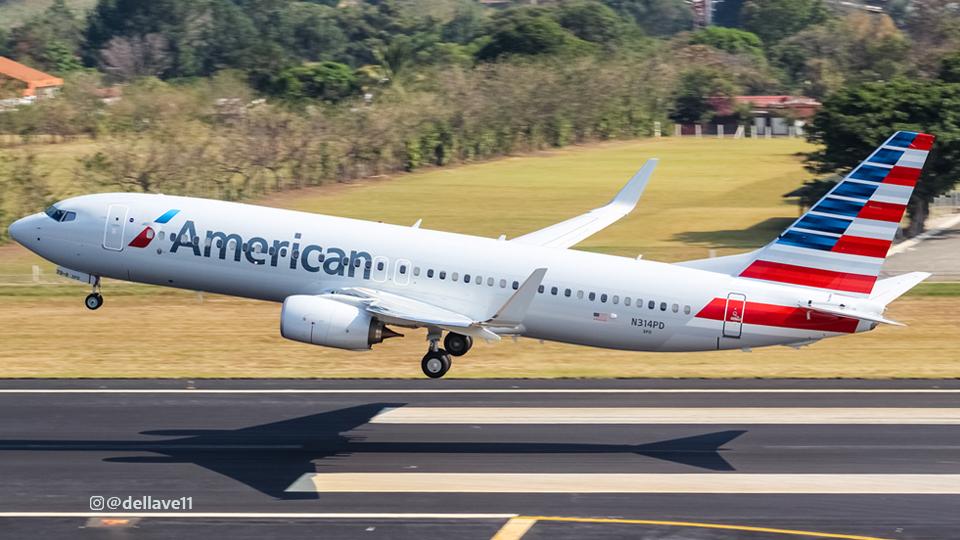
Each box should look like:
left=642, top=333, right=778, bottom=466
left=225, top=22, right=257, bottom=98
left=801, top=301, right=903, bottom=327
left=870, top=272, right=931, bottom=305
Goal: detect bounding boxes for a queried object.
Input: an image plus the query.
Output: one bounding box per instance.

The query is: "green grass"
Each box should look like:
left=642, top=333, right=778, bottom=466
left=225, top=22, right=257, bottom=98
left=906, top=282, right=960, bottom=296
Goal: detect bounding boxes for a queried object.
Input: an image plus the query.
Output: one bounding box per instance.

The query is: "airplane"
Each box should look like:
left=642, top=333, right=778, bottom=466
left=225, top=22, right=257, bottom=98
left=0, top=403, right=745, bottom=497
left=7, top=131, right=934, bottom=378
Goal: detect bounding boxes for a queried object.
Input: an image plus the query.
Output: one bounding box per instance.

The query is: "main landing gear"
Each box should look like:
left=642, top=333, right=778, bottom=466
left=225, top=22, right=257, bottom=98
left=84, top=277, right=103, bottom=310
left=421, top=331, right=475, bottom=378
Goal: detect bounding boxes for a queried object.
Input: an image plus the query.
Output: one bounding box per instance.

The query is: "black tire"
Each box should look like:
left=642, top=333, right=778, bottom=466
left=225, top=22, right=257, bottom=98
left=421, top=350, right=452, bottom=379
left=84, top=293, right=103, bottom=311
left=444, top=333, right=473, bottom=357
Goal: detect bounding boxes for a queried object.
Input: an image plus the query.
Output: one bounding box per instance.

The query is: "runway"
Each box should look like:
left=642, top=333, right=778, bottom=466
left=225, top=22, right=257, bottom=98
left=1, top=379, right=959, bottom=539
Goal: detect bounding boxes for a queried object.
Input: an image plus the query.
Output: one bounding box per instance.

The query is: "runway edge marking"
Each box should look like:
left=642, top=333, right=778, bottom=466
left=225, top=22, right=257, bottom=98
left=0, top=512, right=518, bottom=519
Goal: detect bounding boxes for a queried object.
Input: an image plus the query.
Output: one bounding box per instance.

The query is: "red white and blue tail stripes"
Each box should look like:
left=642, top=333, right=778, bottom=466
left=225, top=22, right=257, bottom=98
left=739, top=131, right=933, bottom=296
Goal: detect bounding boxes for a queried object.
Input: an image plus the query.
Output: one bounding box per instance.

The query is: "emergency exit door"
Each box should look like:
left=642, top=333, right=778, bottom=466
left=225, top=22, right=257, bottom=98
left=722, top=293, right=746, bottom=339
left=103, top=204, right=128, bottom=251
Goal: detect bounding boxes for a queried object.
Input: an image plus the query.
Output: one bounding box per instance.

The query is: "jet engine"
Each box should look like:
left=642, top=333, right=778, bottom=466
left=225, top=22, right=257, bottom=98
left=280, top=295, right=400, bottom=350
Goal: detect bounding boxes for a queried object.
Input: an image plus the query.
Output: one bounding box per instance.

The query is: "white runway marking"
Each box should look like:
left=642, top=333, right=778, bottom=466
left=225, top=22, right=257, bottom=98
left=372, top=407, right=960, bottom=424
left=0, top=512, right=517, bottom=519
left=285, top=473, right=960, bottom=494
left=0, top=389, right=958, bottom=394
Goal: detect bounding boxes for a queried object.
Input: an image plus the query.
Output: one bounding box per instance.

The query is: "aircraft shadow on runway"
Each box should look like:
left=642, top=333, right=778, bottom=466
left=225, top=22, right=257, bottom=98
left=0, top=403, right=745, bottom=499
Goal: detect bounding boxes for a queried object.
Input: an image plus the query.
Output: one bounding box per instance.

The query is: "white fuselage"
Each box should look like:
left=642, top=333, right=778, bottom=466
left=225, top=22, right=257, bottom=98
left=10, top=193, right=872, bottom=352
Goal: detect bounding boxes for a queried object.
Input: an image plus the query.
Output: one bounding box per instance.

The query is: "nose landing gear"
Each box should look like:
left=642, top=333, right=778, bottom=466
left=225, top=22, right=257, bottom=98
left=84, top=277, right=103, bottom=310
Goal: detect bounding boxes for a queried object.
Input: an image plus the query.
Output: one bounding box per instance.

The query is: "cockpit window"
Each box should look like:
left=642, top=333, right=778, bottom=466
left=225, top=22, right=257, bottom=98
left=45, top=206, right=64, bottom=221
left=44, top=206, right=76, bottom=222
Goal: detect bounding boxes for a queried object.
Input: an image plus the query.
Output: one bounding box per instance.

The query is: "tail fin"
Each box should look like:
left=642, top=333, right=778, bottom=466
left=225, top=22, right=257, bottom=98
left=738, top=131, right=934, bottom=297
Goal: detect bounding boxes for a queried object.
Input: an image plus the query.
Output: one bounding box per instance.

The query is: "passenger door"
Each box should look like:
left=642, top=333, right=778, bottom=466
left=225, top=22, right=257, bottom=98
left=102, top=204, right=128, bottom=251
left=722, top=293, right=746, bottom=339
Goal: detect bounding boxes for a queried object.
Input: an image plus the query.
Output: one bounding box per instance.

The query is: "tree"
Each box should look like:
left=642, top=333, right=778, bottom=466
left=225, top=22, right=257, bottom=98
left=741, top=0, right=829, bottom=46
left=690, top=27, right=763, bottom=58
left=669, top=67, right=736, bottom=124
left=806, top=78, right=960, bottom=237
left=600, top=0, right=692, bottom=37
left=554, top=1, right=629, bottom=49
left=4, top=0, right=84, bottom=73
left=476, top=7, right=593, bottom=61
left=99, top=34, right=172, bottom=82
left=270, top=62, right=359, bottom=102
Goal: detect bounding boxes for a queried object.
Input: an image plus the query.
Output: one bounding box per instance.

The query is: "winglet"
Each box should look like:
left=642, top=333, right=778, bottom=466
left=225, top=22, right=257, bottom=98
left=511, top=160, right=658, bottom=249
left=487, top=268, right=548, bottom=326
left=607, top=158, right=658, bottom=210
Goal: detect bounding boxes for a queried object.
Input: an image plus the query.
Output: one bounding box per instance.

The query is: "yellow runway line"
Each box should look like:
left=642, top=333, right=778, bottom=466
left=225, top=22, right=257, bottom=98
left=522, top=516, right=889, bottom=540
left=490, top=517, right=538, bottom=540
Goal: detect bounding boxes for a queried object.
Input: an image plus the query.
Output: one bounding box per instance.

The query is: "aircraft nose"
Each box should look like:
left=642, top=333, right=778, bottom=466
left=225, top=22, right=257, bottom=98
left=7, top=214, right=39, bottom=246
left=8, top=216, right=28, bottom=244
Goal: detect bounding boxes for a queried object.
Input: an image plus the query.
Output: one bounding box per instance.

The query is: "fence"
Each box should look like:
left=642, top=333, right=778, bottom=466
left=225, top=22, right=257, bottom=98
left=667, top=123, right=802, bottom=138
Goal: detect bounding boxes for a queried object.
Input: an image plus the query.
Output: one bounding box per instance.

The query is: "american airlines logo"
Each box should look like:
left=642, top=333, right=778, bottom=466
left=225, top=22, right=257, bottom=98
left=128, top=209, right=181, bottom=248
left=165, top=219, right=375, bottom=279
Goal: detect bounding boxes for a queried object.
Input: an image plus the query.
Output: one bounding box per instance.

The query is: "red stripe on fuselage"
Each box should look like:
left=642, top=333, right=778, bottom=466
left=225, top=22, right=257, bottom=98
left=831, top=235, right=891, bottom=258
left=884, top=166, right=922, bottom=187
left=740, top=260, right=876, bottom=294
left=695, top=298, right=859, bottom=334
left=857, top=200, right=907, bottom=223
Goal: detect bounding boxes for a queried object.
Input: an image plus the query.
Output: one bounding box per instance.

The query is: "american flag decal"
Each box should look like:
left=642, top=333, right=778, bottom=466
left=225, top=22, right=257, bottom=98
left=593, top=312, right=609, bottom=322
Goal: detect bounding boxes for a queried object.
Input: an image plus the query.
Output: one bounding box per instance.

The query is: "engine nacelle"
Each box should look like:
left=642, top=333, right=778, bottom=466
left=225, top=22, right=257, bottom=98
left=280, top=295, right=394, bottom=351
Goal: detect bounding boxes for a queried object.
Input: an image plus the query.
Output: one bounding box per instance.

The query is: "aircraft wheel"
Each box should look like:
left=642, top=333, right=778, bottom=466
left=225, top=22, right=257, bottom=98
left=84, top=293, right=103, bottom=311
left=443, top=333, right=473, bottom=357
left=421, top=350, right=451, bottom=379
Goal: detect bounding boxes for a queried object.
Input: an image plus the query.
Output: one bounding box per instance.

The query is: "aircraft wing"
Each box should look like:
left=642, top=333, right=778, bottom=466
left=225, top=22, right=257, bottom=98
left=511, top=159, right=658, bottom=249
left=335, top=268, right=548, bottom=341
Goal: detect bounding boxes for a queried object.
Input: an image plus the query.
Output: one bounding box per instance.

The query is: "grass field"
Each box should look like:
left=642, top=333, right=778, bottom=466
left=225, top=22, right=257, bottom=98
left=0, top=0, right=96, bottom=29
left=1, top=136, right=958, bottom=378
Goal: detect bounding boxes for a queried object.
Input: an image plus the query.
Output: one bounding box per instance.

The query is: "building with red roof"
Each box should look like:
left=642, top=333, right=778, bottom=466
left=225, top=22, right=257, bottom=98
left=0, top=56, right=64, bottom=98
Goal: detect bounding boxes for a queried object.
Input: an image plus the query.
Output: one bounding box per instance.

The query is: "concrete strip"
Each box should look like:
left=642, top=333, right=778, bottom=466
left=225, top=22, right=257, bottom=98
left=289, top=473, right=960, bottom=494
left=372, top=407, right=960, bottom=424
left=887, top=213, right=960, bottom=256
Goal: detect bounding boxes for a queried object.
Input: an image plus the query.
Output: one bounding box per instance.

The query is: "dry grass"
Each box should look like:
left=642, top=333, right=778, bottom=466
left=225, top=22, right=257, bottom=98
left=0, top=294, right=956, bottom=378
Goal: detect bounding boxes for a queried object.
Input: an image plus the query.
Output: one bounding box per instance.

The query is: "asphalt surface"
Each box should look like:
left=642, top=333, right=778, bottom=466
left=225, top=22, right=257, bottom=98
left=1, top=379, right=959, bottom=539
left=882, top=217, right=960, bottom=280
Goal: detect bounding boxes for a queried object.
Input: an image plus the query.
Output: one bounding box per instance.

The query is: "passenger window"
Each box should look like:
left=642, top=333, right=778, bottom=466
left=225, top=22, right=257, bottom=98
left=550, top=286, right=558, bottom=295
left=672, top=303, right=678, bottom=313
left=400, top=265, right=407, bottom=274
left=414, top=267, right=420, bottom=276
left=487, top=277, right=494, bottom=286
left=427, top=269, right=434, bottom=278
left=613, top=295, right=619, bottom=305
left=464, top=274, right=471, bottom=283
left=452, top=272, right=458, bottom=281
left=684, top=305, right=691, bottom=315
left=378, top=262, right=386, bottom=271
left=660, top=302, right=667, bottom=311
left=439, top=271, right=446, bottom=280
left=648, top=300, right=655, bottom=309
left=564, top=288, right=571, bottom=297
left=589, top=292, right=596, bottom=301
left=500, top=279, right=507, bottom=288
left=538, top=285, right=545, bottom=293
left=512, top=281, right=519, bottom=290
left=577, top=290, right=584, bottom=299
left=624, top=297, right=631, bottom=307
left=600, top=294, right=608, bottom=303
